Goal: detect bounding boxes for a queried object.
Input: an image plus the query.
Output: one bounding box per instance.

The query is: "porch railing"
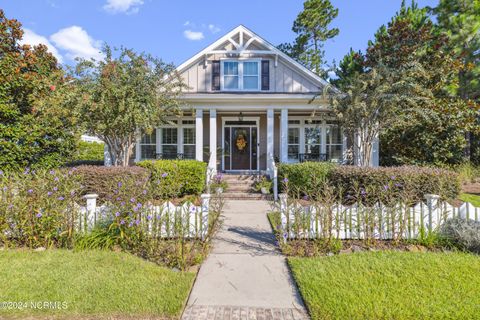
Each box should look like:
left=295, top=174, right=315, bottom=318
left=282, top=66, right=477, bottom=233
left=299, top=153, right=328, bottom=163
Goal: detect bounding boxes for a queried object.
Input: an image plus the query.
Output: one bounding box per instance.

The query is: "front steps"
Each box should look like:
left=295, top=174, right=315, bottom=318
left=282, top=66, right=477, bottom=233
left=220, top=174, right=273, bottom=200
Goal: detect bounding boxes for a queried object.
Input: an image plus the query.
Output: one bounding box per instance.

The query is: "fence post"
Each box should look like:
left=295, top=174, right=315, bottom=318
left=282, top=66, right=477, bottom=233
left=279, top=193, right=288, bottom=242
left=84, top=194, right=98, bottom=232
left=200, top=194, right=211, bottom=240
left=424, top=194, right=440, bottom=233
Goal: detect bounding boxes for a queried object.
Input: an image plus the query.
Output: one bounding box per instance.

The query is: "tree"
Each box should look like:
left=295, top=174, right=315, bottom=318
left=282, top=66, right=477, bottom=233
left=74, top=46, right=185, bottom=167
left=330, top=48, right=365, bottom=90
left=364, top=1, right=479, bottom=165
left=0, top=10, right=79, bottom=171
left=278, top=0, right=339, bottom=78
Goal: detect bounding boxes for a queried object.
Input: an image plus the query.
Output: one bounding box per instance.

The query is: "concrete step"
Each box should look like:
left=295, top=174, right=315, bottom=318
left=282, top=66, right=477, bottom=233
left=221, top=192, right=273, bottom=200
left=226, top=185, right=254, bottom=192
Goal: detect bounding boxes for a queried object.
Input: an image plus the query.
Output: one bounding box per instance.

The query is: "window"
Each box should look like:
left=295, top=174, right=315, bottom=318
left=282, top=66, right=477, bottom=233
left=161, top=128, right=178, bottom=159
left=304, top=126, right=321, bottom=155
left=288, top=128, right=300, bottom=160
left=222, top=60, right=260, bottom=91
left=223, top=61, right=239, bottom=90
left=183, top=127, right=196, bottom=159
left=326, top=121, right=343, bottom=162
left=140, top=131, right=156, bottom=160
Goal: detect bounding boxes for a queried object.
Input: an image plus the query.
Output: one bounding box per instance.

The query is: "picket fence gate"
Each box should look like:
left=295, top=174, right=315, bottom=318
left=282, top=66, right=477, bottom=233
left=279, top=193, right=480, bottom=240
left=77, top=194, right=211, bottom=240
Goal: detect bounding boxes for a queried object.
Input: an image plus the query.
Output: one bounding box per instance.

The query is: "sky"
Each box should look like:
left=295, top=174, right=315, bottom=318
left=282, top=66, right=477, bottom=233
left=1, top=0, right=439, bottom=67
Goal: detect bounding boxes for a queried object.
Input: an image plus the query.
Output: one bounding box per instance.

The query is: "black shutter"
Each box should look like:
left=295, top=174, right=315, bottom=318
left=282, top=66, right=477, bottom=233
left=261, top=60, right=270, bottom=90
left=211, top=60, right=220, bottom=91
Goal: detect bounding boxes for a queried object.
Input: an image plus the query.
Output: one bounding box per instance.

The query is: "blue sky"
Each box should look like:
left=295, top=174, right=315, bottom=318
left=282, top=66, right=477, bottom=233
left=2, top=0, right=438, bottom=67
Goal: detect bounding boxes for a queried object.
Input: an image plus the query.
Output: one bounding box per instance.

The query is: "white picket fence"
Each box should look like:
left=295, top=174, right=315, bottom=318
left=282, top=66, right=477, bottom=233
left=279, top=193, right=480, bottom=240
left=78, top=193, right=211, bottom=239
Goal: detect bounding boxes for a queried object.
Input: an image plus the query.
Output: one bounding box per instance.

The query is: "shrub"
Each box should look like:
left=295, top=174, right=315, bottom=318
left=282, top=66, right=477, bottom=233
left=74, top=166, right=149, bottom=203
left=278, top=162, right=335, bottom=195
left=278, top=163, right=460, bottom=201
left=138, top=160, right=206, bottom=198
left=75, top=141, right=104, bottom=162
left=0, top=168, right=83, bottom=248
left=440, top=218, right=480, bottom=253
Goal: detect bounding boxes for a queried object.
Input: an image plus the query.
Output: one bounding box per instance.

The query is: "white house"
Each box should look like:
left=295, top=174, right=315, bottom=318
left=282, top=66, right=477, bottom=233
left=133, top=25, right=379, bottom=173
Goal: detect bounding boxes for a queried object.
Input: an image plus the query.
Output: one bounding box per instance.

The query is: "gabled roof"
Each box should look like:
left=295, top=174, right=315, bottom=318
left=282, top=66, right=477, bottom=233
left=176, top=25, right=333, bottom=91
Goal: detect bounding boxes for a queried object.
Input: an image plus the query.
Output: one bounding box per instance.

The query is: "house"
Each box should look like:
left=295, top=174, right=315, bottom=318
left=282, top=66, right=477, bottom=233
left=133, top=25, right=379, bottom=174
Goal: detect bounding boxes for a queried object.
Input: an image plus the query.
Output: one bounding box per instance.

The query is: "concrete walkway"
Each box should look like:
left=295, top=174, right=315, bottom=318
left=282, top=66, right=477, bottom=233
left=182, top=200, right=309, bottom=320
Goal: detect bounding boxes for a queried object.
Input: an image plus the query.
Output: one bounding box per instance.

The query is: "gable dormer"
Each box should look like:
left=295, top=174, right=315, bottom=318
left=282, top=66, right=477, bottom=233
left=176, top=25, right=330, bottom=94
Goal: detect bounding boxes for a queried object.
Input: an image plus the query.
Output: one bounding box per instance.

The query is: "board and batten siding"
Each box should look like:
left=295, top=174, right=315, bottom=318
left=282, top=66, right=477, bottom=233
left=180, top=57, right=321, bottom=93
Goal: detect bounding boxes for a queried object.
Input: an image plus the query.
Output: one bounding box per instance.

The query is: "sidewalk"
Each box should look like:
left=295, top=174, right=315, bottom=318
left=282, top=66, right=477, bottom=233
left=182, top=200, right=309, bottom=320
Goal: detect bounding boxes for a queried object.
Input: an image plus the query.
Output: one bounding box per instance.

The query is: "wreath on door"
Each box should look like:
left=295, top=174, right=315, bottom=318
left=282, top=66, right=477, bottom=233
left=235, top=132, right=247, bottom=152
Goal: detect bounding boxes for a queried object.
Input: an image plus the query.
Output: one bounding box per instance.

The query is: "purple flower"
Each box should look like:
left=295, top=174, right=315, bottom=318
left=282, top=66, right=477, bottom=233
left=115, top=211, right=120, bottom=217
left=303, top=195, right=309, bottom=201
left=383, top=185, right=389, bottom=191
left=23, top=168, right=30, bottom=175
left=53, top=187, right=58, bottom=192
left=120, top=201, right=126, bottom=207
left=135, top=219, right=140, bottom=226
left=147, top=215, right=152, bottom=220
left=130, top=197, right=136, bottom=203
left=27, top=189, right=33, bottom=194
left=161, top=172, right=168, bottom=178
left=390, top=175, right=396, bottom=180
left=49, top=170, right=55, bottom=175
left=117, top=182, right=123, bottom=188
left=136, top=203, right=142, bottom=208
left=0, top=170, right=3, bottom=176
left=116, top=197, right=121, bottom=201
left=57, top=196, right=64, bottom=201
left=133, top=206, right=139, bottom=212
left=128, top=222, right=133, bottom=227
left=283, top=177, right=288, bottom=183
left=70, top=190, right=75, bottom=197
left=47, top=191, right=53, bottom=196
left=190, top=206, right=196, bottom=213
left=120, top=219, right=125, bottom=225
left=2, top=186, right=7, bottom=192
left=142, top=189, right=147, bottom=195
left=394, top=183, right=402, bottom=188
left=8, top=204, right=13, bottom=209
left=36, top=213, right=42, bottom=218
left=54, top=177, right=59, bottom=182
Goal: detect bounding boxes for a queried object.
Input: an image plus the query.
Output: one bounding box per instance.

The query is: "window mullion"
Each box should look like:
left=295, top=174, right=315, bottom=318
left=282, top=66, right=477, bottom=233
left=239, top=61, right=243, bottom=90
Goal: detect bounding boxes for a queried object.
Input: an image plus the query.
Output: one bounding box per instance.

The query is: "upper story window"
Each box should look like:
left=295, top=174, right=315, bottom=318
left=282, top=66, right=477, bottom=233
left=221, top=60, right=260, bottom=91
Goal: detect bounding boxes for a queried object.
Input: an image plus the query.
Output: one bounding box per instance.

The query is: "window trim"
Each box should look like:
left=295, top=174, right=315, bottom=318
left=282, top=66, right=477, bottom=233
left=220, top=59, right=261, bottom=91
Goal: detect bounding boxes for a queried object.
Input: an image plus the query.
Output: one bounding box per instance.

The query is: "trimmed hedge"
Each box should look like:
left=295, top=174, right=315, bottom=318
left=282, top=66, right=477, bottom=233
left=278, top=163, right=460, bottom=201
left=137, top=160, right=207, bottom=198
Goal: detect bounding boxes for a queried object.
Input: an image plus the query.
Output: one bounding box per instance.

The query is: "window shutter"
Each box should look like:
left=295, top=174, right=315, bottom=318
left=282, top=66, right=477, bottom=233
left=261, top=60, right=270, bottom=90
left=211, top=60, right=220, bottom=91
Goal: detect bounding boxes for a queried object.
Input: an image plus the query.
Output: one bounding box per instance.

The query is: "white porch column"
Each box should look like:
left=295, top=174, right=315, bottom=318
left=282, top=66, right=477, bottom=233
left=267, top=109, right=274, bottom=171
left=209, top=109, right=217, bottom=167
left=280, top=108, right=288, bottom=163
left=195, top=109, right=203, bottom=161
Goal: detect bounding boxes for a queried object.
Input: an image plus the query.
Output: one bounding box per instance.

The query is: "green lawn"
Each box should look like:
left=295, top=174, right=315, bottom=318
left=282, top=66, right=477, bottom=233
left=460, top=193, right=480, bottom=207
left=0, top=249, right=195, bottom=319
left=289, top=251, right=480, bottom=320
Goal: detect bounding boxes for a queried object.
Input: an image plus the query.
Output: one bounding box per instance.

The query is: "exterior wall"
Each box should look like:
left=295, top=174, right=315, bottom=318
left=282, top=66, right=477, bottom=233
left=180, top=58, right=320, bottom=94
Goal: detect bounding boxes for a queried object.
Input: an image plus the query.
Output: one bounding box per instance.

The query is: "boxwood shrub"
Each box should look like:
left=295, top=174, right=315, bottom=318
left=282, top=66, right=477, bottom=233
left=137, top=160, right=207, bottom=198
left=278, top=163, right=460, bottom=201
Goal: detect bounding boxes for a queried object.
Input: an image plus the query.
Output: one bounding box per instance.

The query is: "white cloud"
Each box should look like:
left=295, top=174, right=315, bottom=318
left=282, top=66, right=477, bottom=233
left=103, top=0, right=143, bottom=14
left=50, top=26, right=104, bottom=61
left=183, top=29, right=204, bottom=41
left=208, top=24, right=220, bottom=34
left=20, top=28, right=63, bottom=63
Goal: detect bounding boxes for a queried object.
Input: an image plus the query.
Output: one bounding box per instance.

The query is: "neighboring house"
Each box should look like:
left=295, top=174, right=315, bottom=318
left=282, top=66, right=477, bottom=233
left=81, top=134, right=103, bottom=143
left=134, top=25, right=379, bottom=172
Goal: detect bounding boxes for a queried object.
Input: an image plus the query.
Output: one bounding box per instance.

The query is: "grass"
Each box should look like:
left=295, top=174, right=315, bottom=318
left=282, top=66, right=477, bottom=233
left=0, top=249, right=196, bottom=319
left=289, top=251, right=480, bottom=320
left=460, top=193, right=480, bottom=207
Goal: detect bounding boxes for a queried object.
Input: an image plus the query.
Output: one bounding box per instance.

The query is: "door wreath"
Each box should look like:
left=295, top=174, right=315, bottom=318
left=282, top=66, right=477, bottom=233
left=235, top=132, right=247, bottom=152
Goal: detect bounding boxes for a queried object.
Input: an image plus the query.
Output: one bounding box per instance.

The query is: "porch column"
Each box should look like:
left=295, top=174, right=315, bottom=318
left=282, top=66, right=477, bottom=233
left=280, top=108, right=288, bottom=163
left=195, top=109, right=203, bottom=161
left=209, top=109, right=217, bottom=167
left=267, top=109, right=274, bottom=171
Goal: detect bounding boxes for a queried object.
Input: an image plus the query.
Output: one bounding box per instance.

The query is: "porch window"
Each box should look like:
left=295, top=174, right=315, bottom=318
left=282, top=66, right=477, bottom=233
left=139, top=131, right=156, bottom=160
left=161, top=128, right=178, bottom=159
left=183, top=127, right=196, bottom=159
left=304, top=126, right=322, bottom=155
left=326, top=121, right=343, bottom=162
left=221, top=60, right=260, bottom=91
left=288, top=128, right=300, bottom=160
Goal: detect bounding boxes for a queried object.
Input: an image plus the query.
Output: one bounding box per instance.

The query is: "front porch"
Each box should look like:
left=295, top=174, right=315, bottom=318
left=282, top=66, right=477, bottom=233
left=136, top=107, right=349, bottom=173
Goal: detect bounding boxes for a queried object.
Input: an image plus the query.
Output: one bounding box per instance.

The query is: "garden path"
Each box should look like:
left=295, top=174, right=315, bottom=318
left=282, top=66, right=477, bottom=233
left=182, top=200, right=309, bottom=320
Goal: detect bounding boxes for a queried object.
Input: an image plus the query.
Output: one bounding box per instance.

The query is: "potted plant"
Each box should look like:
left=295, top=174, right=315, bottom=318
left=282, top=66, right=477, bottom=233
left=210, top=174, right=228, bottom=194
left=254, top=177, right=273, bottom=194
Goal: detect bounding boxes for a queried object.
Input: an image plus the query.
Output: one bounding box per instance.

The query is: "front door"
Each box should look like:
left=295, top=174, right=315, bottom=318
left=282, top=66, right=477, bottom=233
left=223, top=121, right=258, bottom=171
